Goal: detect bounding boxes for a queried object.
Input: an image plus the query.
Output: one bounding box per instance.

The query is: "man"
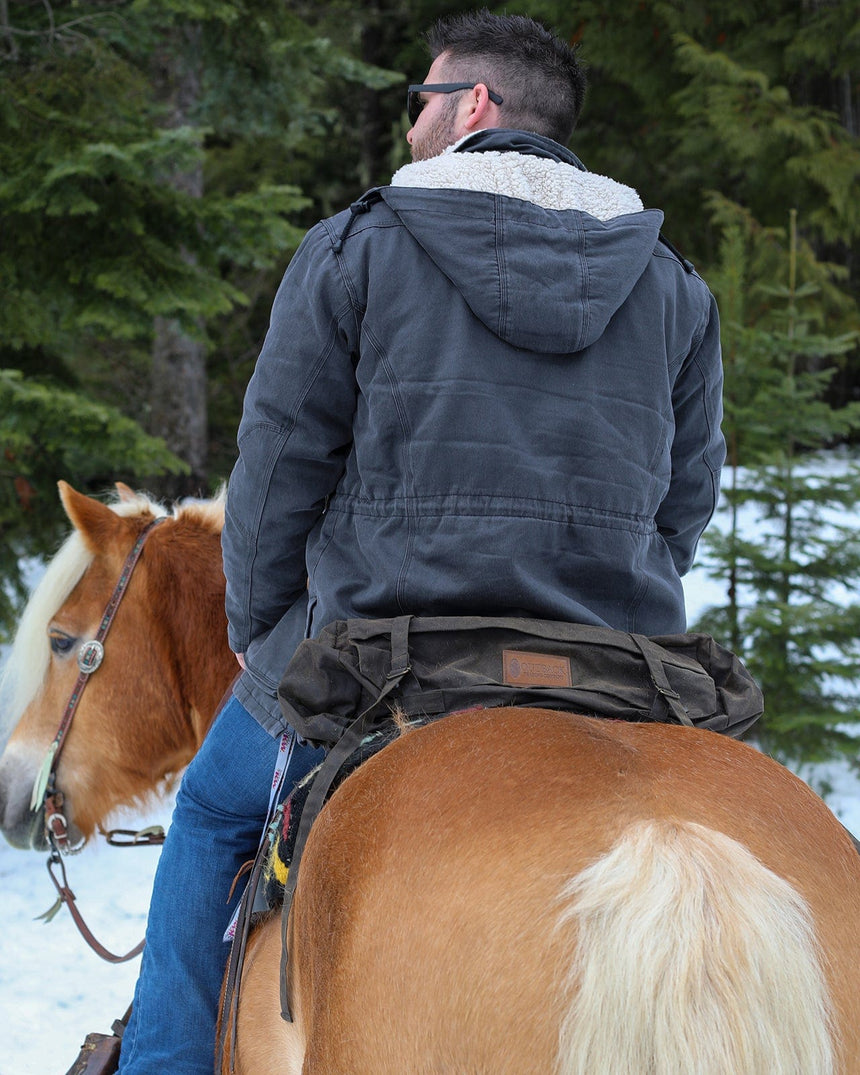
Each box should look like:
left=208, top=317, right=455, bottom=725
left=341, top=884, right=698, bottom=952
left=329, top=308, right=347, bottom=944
left=120, top=10, right=724, bottom=1072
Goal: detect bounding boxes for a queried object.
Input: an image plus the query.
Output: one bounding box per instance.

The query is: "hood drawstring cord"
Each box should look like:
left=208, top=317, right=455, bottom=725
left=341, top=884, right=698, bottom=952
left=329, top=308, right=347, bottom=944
left=332, top=189, right=384, bottom=254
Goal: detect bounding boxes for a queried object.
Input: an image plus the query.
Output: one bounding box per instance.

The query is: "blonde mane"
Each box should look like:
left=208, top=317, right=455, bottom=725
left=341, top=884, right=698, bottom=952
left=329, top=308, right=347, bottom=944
left=0, top=487, right=224, bottom=740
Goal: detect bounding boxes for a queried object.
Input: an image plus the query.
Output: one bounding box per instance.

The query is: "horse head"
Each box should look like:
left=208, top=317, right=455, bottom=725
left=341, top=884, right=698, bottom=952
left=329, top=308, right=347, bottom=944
left=0, top=482, right=235, bottom=850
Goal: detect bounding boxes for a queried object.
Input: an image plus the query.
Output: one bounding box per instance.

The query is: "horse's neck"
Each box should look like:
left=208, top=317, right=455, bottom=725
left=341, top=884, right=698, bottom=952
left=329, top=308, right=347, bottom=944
left=153, top=528, right=237, bottom=749
left=183, top=629, right=238, bottom=748
left=178, top=597, right=237, bottom=749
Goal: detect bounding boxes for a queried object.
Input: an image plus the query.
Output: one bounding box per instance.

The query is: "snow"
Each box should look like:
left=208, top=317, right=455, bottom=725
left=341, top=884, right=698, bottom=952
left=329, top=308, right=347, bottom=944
left=2, top=496, right=860, bottom=1073
left=0, top=803, right=172, bottom=1074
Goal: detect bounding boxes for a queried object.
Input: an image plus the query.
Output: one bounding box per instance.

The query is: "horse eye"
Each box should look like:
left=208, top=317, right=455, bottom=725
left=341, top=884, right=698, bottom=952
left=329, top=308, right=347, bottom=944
left=49, top=631, right=77, bottom=657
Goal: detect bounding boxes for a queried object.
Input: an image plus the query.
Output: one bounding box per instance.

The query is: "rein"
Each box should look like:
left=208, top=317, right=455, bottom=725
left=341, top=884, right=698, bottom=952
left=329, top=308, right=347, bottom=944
left=31, top=515, right=166, bottom=964
left=42, top=843, right=147, bottom=963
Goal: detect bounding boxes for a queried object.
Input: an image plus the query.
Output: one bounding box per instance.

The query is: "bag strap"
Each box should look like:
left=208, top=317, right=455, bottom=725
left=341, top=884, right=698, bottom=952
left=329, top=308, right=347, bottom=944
left=278, top=615, right=413, bottom=1022
left=631, top=634, right=693, bottom=726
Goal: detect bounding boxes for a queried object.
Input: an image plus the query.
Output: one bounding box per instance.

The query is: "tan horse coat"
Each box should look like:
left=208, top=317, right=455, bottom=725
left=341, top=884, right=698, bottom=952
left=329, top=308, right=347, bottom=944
left=229, top=707, right=860, bottom=1074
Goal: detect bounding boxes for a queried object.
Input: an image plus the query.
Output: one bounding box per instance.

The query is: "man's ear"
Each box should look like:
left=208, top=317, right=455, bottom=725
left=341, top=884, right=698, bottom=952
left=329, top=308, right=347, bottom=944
left=462, top=84, right=498, bottom=132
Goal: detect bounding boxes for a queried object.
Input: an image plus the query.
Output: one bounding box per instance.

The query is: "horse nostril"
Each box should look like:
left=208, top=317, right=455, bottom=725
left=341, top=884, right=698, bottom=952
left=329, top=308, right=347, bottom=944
left=0, top=744, right=48, bottom=848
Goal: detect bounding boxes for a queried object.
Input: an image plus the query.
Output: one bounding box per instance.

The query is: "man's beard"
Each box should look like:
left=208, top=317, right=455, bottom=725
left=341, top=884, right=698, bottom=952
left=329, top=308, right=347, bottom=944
left=410, top=100, right=460, bottom=162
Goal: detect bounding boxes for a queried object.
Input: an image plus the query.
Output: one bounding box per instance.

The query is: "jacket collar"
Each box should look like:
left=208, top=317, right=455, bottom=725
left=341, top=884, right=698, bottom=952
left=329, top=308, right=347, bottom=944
left=453, top=128, right=587, bottom=170
left=390, top=129, right=643, bottom=220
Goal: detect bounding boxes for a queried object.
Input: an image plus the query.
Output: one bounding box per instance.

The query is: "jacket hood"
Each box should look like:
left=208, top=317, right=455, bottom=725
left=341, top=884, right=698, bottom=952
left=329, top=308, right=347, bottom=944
left=382, top=130, right=663, bottom=353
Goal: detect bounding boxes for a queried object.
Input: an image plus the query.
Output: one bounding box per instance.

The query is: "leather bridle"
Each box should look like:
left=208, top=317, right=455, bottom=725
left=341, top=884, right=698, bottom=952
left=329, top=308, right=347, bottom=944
left=30, top=514, right=166, bottom=963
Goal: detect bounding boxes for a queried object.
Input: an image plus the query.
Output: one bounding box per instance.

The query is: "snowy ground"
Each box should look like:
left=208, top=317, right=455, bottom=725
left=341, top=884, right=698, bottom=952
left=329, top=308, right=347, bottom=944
left=2, top=504, right=860, bottom=1073
left=0, top=801, right=173, bottom=1074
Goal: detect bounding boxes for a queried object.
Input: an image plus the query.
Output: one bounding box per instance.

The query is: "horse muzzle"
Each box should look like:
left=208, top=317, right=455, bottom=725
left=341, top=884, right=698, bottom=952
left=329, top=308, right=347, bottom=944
left=0, top=796, right=50, bottom=849
left=0, top=745, right=79, bottom=850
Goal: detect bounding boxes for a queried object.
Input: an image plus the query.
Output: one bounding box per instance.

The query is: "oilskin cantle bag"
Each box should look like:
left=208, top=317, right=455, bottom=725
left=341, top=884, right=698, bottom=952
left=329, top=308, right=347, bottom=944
left=277, top=615, right=763, bottom=752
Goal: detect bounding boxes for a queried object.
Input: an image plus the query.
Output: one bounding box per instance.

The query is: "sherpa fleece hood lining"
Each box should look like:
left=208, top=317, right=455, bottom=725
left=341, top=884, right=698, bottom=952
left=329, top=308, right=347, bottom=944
left=391, top=133, right=644, bottom=220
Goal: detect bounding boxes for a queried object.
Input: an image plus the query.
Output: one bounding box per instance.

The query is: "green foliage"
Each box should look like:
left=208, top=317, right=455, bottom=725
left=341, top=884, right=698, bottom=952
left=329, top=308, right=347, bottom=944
left=0, top=368, right=186, bottom=638
left=693, top=212, right=860, bottom=761
left=0, top=0, right=400, bottom=477
left=0, top=370, right=185, bottom=485
left=671, top=33, right=860, bottom=246
left=0, top=15, right=312, bottom=350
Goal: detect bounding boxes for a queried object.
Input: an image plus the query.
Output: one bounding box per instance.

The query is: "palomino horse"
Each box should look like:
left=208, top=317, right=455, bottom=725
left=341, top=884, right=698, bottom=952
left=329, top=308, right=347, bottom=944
left=0, top=481, right=235, bottom=849
left=2, top=485, right=860, bottom=1073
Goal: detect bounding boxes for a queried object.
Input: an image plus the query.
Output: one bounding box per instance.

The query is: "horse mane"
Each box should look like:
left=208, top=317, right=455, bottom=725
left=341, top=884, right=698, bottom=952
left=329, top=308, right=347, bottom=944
left=0, top=486, right=225, bottom=741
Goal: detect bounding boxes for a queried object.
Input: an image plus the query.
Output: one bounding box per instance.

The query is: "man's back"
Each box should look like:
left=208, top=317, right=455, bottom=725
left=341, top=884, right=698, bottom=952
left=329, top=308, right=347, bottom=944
left=224, top=132, right=724, bottom=701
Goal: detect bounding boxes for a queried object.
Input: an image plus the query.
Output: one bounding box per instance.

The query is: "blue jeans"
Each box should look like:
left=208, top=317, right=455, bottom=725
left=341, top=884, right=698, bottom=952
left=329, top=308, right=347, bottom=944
left=118, top=695, right=323, bottom=1074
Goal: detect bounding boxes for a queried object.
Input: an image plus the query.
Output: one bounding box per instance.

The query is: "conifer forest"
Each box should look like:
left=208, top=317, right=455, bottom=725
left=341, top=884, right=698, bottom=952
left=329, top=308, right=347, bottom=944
left=2, top=0, right=860, bottom=759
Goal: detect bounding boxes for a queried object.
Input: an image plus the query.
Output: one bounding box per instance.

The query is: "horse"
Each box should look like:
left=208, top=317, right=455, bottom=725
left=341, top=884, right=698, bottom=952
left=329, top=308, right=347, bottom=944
left=2, top=484, right=860, bottom=1074
left=0, top=480, right=235, bottom=850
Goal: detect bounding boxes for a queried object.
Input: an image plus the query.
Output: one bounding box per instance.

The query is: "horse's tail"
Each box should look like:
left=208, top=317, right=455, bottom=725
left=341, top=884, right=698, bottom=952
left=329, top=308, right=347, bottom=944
left=555, top=819, right=836, bottom=1075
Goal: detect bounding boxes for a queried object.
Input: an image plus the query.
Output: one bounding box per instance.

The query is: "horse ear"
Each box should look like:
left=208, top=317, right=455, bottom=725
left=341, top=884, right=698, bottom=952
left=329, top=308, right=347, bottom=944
left=58, top=481, right=132, bottom=553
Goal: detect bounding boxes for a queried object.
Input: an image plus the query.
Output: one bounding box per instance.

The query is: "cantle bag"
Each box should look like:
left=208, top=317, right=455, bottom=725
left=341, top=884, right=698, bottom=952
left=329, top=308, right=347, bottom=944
left=277, top=615, right=763, bottom=752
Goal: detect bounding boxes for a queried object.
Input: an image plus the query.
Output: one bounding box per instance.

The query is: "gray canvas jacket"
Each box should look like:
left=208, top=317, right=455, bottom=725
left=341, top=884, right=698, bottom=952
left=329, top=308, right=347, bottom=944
left=223, top=130, right=725, bottom=732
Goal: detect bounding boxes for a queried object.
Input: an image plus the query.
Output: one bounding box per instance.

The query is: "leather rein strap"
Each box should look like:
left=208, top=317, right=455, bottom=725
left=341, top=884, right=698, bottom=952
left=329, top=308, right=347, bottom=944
left=45, top=849, right=146, bottom=963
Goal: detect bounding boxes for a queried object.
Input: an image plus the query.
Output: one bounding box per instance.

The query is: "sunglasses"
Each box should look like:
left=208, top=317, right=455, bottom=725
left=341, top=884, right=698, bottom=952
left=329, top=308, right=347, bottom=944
left=406, top=83, right=504, bottom=126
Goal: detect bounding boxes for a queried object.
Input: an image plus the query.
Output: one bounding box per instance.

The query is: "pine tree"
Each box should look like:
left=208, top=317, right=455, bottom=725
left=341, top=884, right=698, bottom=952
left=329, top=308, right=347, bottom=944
left=0, top=0, right=399, bottom=493
left=694, top=209, right=860, bottom=762
left=0, top=369, right=186, bottom=637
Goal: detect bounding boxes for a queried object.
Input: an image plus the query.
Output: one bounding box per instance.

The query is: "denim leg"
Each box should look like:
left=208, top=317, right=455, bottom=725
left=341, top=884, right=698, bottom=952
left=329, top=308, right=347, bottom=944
left=118, top=695, right=323, bottom=1075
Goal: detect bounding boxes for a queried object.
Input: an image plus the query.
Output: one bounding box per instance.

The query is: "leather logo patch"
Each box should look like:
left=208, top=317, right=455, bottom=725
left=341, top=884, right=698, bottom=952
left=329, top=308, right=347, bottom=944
left=502, top=650, right=572, bottom=688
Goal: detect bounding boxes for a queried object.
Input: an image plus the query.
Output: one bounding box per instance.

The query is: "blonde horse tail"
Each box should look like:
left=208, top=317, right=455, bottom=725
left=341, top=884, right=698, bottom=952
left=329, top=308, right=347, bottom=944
left=555, top=819, right=836, bottom=1075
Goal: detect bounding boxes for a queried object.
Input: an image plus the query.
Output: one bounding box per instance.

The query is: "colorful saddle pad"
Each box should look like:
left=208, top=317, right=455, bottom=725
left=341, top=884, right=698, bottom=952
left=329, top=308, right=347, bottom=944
left=263, top=724, right=403, bottom=908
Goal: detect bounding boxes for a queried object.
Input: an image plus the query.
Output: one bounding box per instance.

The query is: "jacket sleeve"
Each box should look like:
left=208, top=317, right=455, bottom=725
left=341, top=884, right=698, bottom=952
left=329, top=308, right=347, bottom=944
left=655, top=289, right=725, bottom=576
left=222, top=223, right=358, bottom=656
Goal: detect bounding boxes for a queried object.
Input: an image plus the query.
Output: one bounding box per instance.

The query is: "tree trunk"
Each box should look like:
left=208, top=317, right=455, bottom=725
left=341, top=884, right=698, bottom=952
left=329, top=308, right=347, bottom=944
left=357, top=2, right=387, bottom=189
left=150, top=314, right=208, bottom=497
left=148, top=25, right=208, bottom=498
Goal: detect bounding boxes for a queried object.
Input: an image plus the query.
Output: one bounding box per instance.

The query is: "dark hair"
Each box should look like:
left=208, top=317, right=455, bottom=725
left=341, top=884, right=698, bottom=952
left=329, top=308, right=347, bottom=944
left=425, top=9, right=586, bottom=146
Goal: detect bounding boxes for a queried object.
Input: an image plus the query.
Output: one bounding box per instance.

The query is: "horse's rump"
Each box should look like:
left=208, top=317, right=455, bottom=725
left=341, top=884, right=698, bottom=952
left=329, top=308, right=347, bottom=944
left=558, top=818, right=834, bottom=1074
left=228, top=706, right=860, bottom=1074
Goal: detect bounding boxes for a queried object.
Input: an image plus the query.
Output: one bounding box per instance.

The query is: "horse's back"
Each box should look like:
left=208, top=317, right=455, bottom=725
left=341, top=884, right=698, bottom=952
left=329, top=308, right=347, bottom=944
left=239, top=708, right=860, bottom=1074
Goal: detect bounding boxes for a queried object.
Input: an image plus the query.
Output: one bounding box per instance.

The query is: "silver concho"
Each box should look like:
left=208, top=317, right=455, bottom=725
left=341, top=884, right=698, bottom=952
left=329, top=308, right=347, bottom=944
left=77, top=639, right=105, bottom=674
